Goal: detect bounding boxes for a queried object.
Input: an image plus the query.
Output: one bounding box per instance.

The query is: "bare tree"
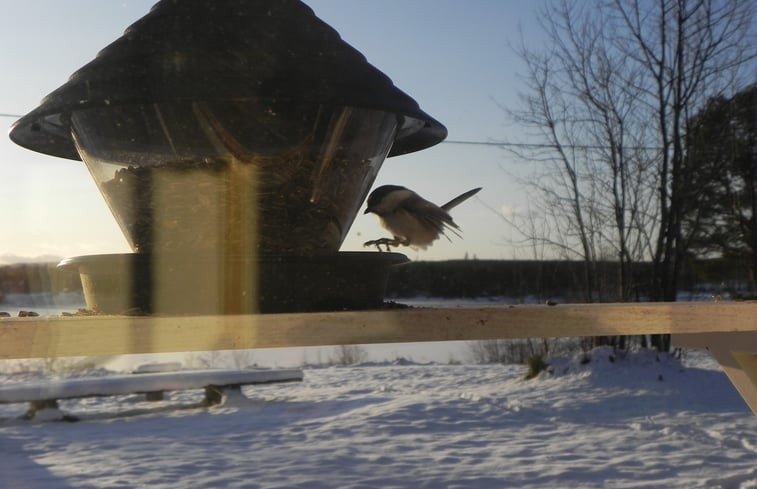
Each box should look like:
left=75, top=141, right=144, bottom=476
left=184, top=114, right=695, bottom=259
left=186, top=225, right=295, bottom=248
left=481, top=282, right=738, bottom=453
left=186, top=349, right=256, bottom=369
left=467, top=338, right=582, bottom=365
left=506, top=0, right=755, bottom=349
left=329, top=345, right=368, bottom=366
left=612, top=0, right=756, bottom=305
left=508, top=1, right=656, bottom=303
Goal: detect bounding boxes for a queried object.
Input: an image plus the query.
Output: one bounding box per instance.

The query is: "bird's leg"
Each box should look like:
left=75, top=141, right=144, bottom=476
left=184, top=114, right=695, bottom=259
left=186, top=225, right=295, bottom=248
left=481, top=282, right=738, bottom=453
left=363, top=237, right=393, bottom=251
left=363, top=236, right=404, bottom=251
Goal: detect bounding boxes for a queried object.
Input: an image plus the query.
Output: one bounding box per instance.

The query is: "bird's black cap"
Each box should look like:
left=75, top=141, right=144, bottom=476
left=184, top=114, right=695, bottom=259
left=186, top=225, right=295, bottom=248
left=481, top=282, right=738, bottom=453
left=364, top=185, right=407, bottom=213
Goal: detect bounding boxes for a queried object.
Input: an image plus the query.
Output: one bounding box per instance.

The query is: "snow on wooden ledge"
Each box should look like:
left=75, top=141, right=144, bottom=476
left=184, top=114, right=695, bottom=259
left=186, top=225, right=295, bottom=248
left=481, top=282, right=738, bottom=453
left=0, top=368, right=304, bottom=404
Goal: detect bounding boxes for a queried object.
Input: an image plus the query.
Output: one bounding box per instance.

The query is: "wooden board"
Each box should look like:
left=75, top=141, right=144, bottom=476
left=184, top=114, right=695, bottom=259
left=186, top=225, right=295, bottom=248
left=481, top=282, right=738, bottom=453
left=2, top=302, right=757, bottom=359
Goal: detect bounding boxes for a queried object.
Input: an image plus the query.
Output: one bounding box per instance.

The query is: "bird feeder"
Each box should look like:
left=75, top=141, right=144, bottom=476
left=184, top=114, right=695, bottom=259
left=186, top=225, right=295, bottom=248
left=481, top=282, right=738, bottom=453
left=9, top=0, right=446, bottom=314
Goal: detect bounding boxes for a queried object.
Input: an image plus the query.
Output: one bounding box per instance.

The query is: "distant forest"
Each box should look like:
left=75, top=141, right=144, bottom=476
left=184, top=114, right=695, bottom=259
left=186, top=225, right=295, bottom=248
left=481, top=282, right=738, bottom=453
left=0, top=262, right=82, bottom=296
left=385, top=259, right=754, bottom=302
left=0, top=258, right=753, bottom=302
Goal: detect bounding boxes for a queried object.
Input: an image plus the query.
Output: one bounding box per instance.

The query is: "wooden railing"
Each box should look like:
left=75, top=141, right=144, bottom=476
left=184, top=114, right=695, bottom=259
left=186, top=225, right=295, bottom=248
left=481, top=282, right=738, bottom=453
left=2, top=302, right=757, bottom=413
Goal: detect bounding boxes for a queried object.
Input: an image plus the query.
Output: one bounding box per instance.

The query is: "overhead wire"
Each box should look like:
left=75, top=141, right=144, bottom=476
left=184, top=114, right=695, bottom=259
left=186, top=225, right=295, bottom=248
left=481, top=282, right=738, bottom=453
left=0, top=112, right=553, bottom=148
left=0, top=112, right=668, bottom=151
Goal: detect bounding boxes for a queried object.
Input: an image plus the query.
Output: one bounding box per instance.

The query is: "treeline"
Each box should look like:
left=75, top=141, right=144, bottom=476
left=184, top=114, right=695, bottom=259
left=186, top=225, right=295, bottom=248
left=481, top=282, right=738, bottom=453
left=385, top=259, right=754, bottom=302
left=1, top=258, right=753, bottom=301
left=0, top=263, right=81, bottom=296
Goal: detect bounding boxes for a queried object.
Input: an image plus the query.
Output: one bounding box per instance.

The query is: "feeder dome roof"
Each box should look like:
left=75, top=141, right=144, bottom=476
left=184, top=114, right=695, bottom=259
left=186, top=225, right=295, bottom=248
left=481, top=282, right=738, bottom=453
left=9, top=0, right=447, bottom=160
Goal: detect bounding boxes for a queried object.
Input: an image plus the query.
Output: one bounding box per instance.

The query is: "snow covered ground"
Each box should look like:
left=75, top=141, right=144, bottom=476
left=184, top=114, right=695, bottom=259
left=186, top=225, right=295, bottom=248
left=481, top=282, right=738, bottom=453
left=1, top=347, right=756, bottom=489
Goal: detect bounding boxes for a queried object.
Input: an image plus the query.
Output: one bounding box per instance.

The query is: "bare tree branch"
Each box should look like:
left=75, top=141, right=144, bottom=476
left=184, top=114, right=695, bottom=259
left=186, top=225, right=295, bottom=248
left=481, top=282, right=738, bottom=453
left=504, top=0, right=756, bottom=342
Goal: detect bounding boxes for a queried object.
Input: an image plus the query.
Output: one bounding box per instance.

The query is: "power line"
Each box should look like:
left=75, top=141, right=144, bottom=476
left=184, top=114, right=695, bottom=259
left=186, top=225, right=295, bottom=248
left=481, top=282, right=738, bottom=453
left=443, top=139, right=664, bottom=151
left=1, top=112, right=665, bottom=151
left=444, top=139, right=532, bottom=147
left=444, top=139, right=571, bottom=149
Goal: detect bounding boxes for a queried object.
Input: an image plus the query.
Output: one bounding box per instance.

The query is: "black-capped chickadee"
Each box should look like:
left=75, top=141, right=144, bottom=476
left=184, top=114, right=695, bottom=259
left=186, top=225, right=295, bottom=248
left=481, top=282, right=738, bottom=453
left=363, top=185, right=482, bottom=251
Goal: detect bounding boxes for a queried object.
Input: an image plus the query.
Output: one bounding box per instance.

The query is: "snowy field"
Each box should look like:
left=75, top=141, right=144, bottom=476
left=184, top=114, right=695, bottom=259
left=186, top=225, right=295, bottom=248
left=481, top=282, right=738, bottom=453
left=2, top=346, right=757, bottom=489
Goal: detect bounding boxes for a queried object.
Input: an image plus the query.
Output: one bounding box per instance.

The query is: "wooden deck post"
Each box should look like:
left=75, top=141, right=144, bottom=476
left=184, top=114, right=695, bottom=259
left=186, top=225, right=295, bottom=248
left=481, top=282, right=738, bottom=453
left=674, top=332, right=757, bottom=415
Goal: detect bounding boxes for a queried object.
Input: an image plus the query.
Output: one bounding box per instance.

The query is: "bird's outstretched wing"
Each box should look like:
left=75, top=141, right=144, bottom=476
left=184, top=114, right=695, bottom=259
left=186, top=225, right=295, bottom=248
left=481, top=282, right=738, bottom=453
left=441, top=187, right=482, bottom=211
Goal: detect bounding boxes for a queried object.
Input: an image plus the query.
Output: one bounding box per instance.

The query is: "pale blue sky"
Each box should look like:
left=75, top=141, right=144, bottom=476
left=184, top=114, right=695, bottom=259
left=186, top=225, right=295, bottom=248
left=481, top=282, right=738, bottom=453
left=0, top=1, right=547, bottom=263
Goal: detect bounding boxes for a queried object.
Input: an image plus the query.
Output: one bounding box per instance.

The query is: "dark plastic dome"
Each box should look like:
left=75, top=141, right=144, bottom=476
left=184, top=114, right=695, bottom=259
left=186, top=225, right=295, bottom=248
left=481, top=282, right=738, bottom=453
left=9, top=0, right=446, bottom=161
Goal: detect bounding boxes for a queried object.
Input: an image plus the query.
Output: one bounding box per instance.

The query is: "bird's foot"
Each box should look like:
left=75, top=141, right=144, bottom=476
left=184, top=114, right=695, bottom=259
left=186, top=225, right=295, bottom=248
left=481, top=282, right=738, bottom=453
left=363, top=237, right=401, bottom=251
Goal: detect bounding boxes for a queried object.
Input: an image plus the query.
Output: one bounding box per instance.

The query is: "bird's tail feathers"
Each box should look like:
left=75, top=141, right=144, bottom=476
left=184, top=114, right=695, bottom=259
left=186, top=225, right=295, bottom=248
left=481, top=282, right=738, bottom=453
left=441, top=187, right=482, bottom=211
